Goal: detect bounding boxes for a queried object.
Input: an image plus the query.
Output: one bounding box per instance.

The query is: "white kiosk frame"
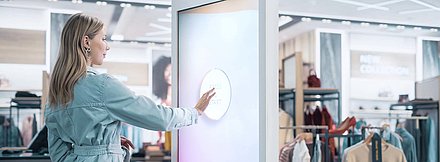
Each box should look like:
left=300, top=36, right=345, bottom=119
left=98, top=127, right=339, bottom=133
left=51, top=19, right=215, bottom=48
left=172, top=0, right=278, bottom=161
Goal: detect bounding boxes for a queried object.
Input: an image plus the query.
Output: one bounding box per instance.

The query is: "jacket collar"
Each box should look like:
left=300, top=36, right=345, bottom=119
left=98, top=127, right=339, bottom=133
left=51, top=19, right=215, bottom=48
left=87, top=66, right=99, bottom=75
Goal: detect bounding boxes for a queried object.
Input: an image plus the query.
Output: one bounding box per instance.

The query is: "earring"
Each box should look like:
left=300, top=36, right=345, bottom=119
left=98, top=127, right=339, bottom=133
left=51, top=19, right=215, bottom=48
left=85, top=47, right=91, bottom=53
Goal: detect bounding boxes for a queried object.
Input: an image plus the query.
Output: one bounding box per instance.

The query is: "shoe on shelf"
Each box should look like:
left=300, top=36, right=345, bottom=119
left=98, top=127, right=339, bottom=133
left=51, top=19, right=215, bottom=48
left=329, top=117, right=356, bottom=135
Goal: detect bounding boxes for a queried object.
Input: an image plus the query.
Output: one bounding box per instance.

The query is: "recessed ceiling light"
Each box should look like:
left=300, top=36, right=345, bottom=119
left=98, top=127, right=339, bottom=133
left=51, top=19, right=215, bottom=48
left=413, top=27, right=422, bottom=30
left=301, top=17, right=311, bottom=22
left=430, top=28, right=438, bottom=32
left=396, top=25, right=405, bottom=29
left=322, top=19, right=332, bottom=23
left=120, top=3, right=131, bottom=7
left=360, top=22, right=370, bottom=26
left=144, top=5, right=156, bottom=9
left=341, top=21, right=351, bottom=25
left=147, top=42, right=156, bottom=46
left=168, top=7, right=172, bottom=11
left=378, top=24, right=388, bottom=28
left=96, top=1, right=107, bottom=6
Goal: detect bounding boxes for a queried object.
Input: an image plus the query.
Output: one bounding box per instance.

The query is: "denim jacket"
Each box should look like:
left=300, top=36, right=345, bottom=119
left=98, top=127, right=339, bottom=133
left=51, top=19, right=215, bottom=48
left=45, top=68, right=198, bottom=162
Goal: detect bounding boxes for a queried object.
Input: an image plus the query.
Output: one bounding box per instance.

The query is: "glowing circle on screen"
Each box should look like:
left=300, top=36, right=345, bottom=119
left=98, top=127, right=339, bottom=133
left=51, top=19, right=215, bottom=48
left=199, top=69, right=231, bottom=120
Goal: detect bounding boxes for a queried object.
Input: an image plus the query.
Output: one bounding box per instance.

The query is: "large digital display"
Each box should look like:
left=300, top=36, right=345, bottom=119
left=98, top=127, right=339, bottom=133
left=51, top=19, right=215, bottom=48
left=177, top=1, right=260, bottom=162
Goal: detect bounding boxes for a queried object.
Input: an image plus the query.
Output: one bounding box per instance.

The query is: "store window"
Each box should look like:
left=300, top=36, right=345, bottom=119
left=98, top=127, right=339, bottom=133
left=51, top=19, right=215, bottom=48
left=422, top=40, right=440, bottom=79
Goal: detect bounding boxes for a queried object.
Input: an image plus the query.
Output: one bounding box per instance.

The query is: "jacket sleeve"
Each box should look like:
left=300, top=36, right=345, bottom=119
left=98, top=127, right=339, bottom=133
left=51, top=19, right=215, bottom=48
left=102, top=75, right=198, bottom=131
left=47, top=127, right=71, bottom=162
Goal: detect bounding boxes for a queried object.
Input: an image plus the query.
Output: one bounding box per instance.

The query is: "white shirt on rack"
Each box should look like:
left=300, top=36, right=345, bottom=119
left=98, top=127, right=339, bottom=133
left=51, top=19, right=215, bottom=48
left=292, top=140, right=311, bottom=162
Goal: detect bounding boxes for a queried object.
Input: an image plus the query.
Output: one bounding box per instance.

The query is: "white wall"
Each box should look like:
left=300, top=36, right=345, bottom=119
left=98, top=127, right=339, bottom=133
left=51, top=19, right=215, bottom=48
left=0, top=7, right=48, bottom=92
left=349, top=33, right=416, bottom=113
left=350, top=34, right=416, bottom=54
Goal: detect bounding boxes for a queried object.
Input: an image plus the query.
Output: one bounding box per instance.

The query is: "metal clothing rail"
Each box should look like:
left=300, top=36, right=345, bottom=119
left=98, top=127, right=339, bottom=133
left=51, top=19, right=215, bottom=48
left=280, top=126, right=330, bottom=162
left=359, top=117, right=429, bottom=162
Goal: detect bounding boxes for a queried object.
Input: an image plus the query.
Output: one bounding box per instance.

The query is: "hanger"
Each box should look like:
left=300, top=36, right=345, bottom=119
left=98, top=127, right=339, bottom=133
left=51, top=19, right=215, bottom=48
left=363, top=131, right=388, bottom=146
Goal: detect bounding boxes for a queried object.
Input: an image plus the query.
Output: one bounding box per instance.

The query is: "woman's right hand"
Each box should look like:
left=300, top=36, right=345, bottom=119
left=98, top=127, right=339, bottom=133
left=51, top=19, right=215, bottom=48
left=194, top=88, right=216, bottom=115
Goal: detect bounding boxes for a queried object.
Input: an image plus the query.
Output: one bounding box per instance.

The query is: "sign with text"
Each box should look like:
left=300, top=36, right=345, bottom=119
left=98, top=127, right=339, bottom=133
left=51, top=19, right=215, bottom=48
left=351, top=51, right=415, bottom=80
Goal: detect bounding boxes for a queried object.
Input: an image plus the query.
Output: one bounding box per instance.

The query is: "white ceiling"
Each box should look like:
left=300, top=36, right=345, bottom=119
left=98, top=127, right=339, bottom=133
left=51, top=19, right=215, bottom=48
left=0, top=0, right=172, bottom=44
left=279, top=0, right=440, bottom=42
left=2, top=0, right=440, bottom=44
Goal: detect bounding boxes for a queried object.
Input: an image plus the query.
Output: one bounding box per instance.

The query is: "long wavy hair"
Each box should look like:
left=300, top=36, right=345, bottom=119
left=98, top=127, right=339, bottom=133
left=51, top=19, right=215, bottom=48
left=152, top=56, right=171, bottom=100
left=49, top=13, right=104, bottom=107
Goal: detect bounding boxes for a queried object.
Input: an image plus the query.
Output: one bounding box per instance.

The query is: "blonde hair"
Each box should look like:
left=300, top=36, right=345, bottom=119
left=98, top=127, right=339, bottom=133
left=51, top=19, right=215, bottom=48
left=49, top=13, right=104, bottom=107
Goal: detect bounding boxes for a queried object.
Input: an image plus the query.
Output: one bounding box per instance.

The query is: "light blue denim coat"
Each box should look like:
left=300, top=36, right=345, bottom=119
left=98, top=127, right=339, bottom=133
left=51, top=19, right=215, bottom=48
left=45, top=68, right=198, bottom=162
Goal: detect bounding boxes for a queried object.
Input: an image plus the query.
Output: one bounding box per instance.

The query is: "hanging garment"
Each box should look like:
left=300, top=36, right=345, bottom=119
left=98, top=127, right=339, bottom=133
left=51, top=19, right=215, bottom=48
left=21, top=115, right=34, bottom=146
left=279, top=140, right=296, bottom=162
left=0, top=124, right=23, bottom=147
left=292, top=140, right=311, bottom=162
left=342, top=140, right=364, bottom=162
left=321, top=106, right=335, bottom=160
left=426, top=117, right=437, bottom=162
left=344, top=142, right=407, bottom=162
left=395, top=127, right=417, bottom=162
left=312, top=107, right=322, bottom=133
left=304, top=105, right=314, bottom=126
left=382, top=127, right=403, bottom=150
left=280, top=110, right=293, bottom=150
left=311, top=134, right=321, bottom=162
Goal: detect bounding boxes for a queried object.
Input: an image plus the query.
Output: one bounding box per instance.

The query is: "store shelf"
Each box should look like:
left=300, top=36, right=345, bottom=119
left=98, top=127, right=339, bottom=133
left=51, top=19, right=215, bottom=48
left=390, top=100, right=438, bottom=110
left=304, top=97, right=339, bottom=102
left=303, top=88, right=338, bottom=95
left=350, top=109, right=413, bottom=115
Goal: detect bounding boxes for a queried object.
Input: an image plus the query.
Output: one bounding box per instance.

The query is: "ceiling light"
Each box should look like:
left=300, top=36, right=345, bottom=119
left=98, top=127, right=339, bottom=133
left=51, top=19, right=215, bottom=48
left=301, top=17, right=311, bottom=22
left=96, top=1, right=107, bottom=6
left=120, top=3, right=131, bottom=7
left=413, top=27, right=422, bottom=30
left=396, top=25, right=405, bottom=29
left=341, top=21, right=351, bottom=25
left=360, top=22, right=370, bottom=26
left=279, top=16, right=293, bottom=27
left=144, top=5, right=156, bottom=9
left=378, top=24, right=388, bottom=28
left=164, top=43, right=171, bottom=47
left=130, top=41, right=138, bottom=44
left=430, top=28, right=438, bottom=32
left=77, top=0, right=82, bottom=4
left=147, top=42, right=156, bottom=46
left=322, top=19, right=332, bottom=23
left=168, top=7, right=172, bottom=11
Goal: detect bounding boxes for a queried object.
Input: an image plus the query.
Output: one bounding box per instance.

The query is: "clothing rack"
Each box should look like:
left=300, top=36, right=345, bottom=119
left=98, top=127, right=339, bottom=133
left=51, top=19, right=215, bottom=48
left=358, top=116, right=428, bottom=162
left=280, top=126, right=330, bottom=162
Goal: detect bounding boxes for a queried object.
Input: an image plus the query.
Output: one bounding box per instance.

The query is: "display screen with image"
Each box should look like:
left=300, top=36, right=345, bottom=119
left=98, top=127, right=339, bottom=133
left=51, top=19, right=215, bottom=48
left=177, top=1, right=260, bottom=162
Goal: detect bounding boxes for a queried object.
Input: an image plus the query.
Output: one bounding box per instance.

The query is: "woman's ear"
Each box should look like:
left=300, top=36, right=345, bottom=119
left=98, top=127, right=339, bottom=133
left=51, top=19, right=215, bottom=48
left=83, top=35, right=90, bottom=48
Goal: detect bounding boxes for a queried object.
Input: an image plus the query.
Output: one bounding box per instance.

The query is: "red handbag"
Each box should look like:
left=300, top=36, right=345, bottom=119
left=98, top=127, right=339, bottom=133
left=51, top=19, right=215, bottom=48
left=307, top=69, right=321, bottom=88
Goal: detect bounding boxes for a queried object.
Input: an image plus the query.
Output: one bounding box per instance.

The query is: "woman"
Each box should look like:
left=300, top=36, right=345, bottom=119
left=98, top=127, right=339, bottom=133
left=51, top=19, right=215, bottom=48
left=45, top=13, right=215, bottom=162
